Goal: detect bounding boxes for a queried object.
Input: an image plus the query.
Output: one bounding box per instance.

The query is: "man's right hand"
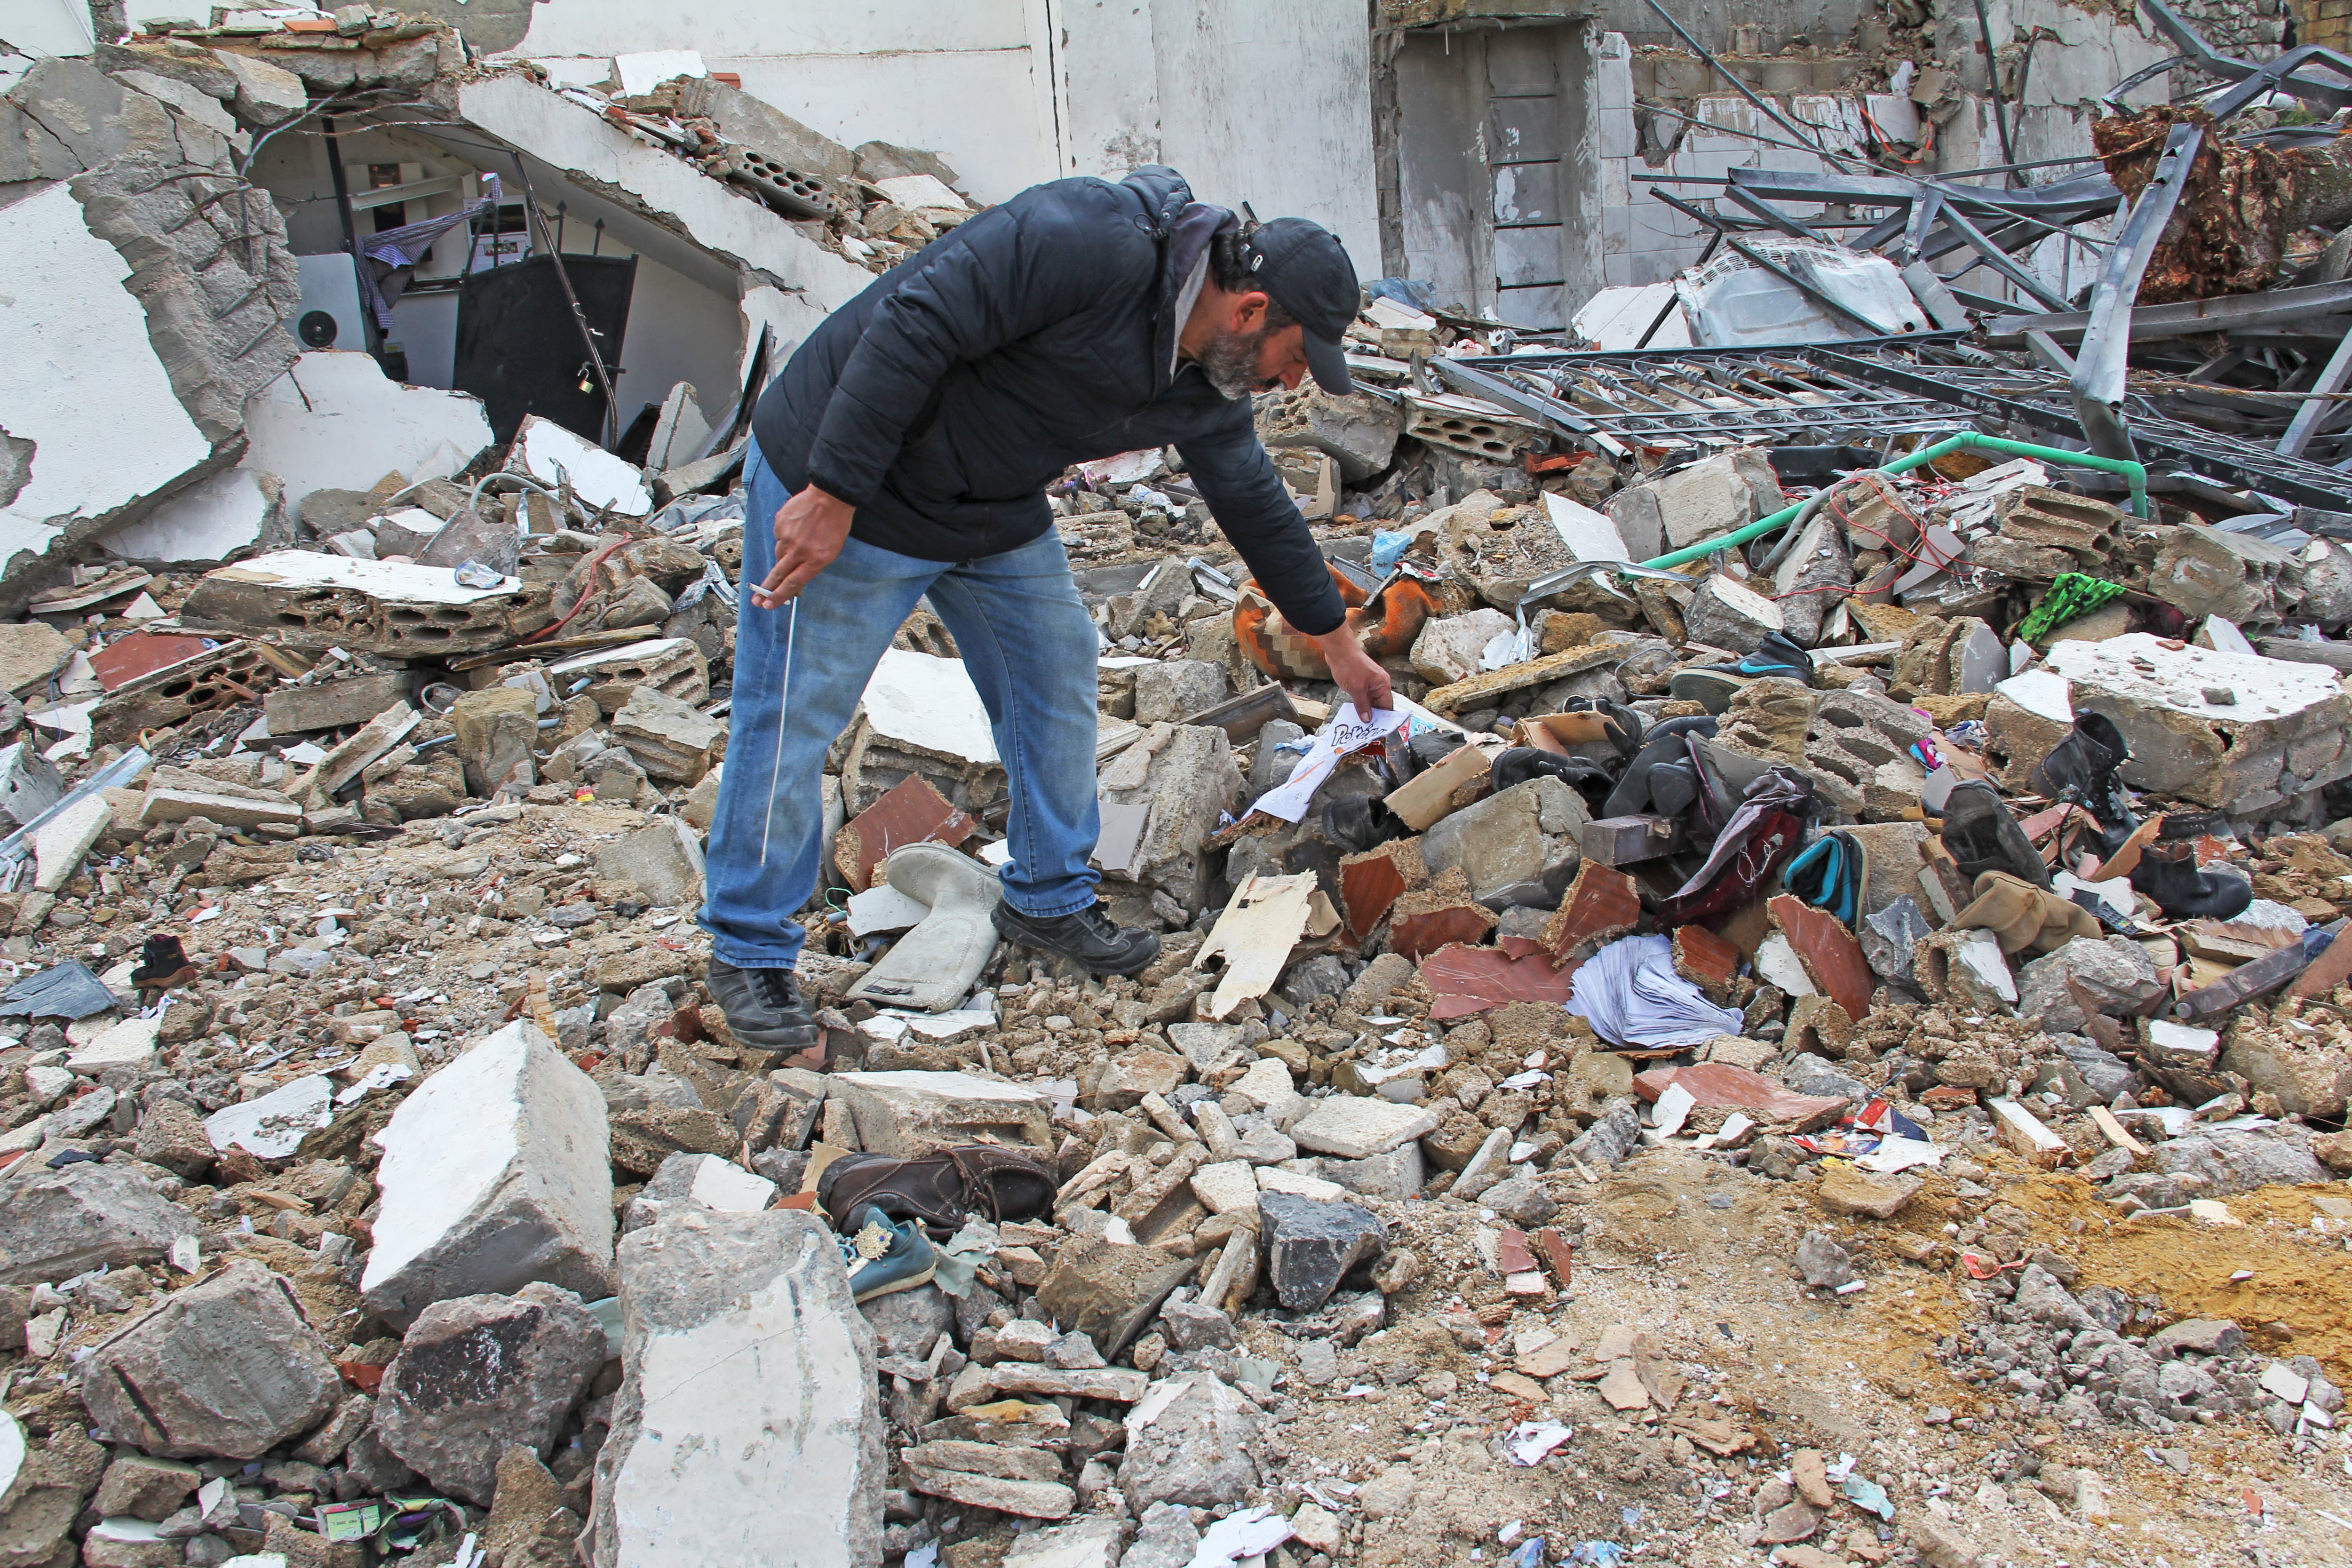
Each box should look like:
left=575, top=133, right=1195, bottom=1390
left=752, top=485, right=855, bottom=609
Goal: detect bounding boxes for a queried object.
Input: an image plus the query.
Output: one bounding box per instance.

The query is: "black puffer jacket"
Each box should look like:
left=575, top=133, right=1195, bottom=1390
left=749, top=166, right=1346, bottom=634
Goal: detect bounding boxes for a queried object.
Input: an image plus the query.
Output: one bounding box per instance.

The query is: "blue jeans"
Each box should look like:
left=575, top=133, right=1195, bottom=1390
left=698, top=441, right=1104, bottom=970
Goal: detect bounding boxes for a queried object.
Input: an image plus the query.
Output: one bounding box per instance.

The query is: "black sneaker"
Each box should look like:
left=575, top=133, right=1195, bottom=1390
left=993, top=899, right=1160, bottom=978
left=705, top=959, right=820, bottom=1051
left=1322, top=794, right=1408, bottom=855
left=1667, top=631, right=1816, bottom=714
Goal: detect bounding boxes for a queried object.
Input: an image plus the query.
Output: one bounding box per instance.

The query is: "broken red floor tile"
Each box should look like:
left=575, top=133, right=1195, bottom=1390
left=87, top=631, right=210, bottom=691
left=1766, top=894, right=1875, bottom=1020
left=1539, top=862, right=1641, bottom=963
left=1920, top=1084, right=1980, bottom=1110
left=1494, top=1228, right=1537, bottom=1274
left=1338, top=836, right=1428, bottom=943
left=1386, top=866, right=1497, bottom=963
left=1631, top=1063, right=1849, bottom=1131
left=1422, top=943, right=1574, bottom=1019
left=832, top=774, right=977, bottom=892
left=1532, top=1227, right=1574, bottom=1288
left=1671, top=924, right=1740, bottom=1000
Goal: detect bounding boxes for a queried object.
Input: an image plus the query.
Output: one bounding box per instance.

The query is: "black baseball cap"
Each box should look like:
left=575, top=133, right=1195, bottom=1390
left=1242, top=218, right=1358, bottom=394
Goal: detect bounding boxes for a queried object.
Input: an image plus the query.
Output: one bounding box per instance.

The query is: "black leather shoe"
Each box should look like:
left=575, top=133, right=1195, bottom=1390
left=993, top=899, right=1160, bottom=978
left=1322, top=794, right=1408, bottom=855
left=706, top=959, right=820, bottom=1051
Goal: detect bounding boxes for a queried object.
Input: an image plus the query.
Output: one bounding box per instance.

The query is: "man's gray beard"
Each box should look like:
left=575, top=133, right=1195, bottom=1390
left=1200, top=325, right=1274, bottom=399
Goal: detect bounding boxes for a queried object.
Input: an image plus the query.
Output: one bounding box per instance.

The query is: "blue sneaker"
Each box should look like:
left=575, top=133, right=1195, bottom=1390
left=837, top=1203, right=937, bottom=1303
left=1668, top=631, right=1815, bottom=714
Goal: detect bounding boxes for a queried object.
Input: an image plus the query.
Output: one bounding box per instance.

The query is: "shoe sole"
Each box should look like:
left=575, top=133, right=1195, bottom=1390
left=1666, top=670, right=1747, bottom=714
left=850, top=1261, right=937, bottom=1303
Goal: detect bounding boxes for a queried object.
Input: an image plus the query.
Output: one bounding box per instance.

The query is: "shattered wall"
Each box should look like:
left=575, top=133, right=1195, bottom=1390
left=0, top=55, right=302, bottom=605
left=460, top=0, right=1061, bottom=204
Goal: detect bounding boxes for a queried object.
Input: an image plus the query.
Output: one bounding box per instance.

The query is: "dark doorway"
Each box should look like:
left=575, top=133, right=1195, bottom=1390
left=452, top=253, right=636, bottom=445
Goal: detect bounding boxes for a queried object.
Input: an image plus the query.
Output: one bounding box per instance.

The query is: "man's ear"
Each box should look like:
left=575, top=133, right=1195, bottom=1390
left=1232, top=290, right=1272, bottom=333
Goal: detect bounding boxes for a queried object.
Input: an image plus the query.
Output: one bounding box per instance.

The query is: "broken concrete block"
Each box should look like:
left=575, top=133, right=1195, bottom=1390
left=1259, top=1191, right=1384, bottom=1311
left=1132, top=660, right=1229, bottom=726
left=137, top=787, right=301, bottom=831
left=179, top=551, right=549, bottom=657
left=2219, top=1019, right=2352, bottom=1118
left=2044, top=634, right=2352, bottom=810
left=360, top=1022, right=614, bottom=1327
left=1772, top=509, right=1853, bottom=646
left=31, top=792, right=111, bottom=893
left=1255, top=385, right=1403, bottom=481
left=1420, top=776, right=1588, bottom=909
left=0, top=743, right=62, bottom=834
left=2016, top=937, right=2163, bottom=1034
left=611, top=686, right=724, bottom=785
left=450, top=686, right=539, bottom=796
left=585, top=1210, right=882, bottom=1568
left=826, top=1070, right=1054, bottom=1157
left=261, top=671, right=412, bottom=736
left=80, top=1260, right=341, bottom=1459
left=595, top=815, right=706, bottom=907
left=0, top=622, right=71, bottom=697
left=0, top=1162, right=202, bottom=1286
left=1097, top=724, right=1244, bottom=915
left=1120, top=1372, right=1268, bottom=1512
left=374, top=1283, right=608, bottom=1505
left=546, top=637, right=710, bottom=713
left=2149, top=525, right=2298, bottom=630
left=1291, top=1095, right=1446, bottom=1159
left=1001, top=1515, right=1131, bottom=1568
left=1996, top=486, right=2123, bottom=561
left=1034, top=1236, right=1199, bottom=1358
left=1604, top=447, right=1780, bottom=556
left=1681, top=573, right=1786, bottom=653
left=1410, top=609, right=1515, bottom=685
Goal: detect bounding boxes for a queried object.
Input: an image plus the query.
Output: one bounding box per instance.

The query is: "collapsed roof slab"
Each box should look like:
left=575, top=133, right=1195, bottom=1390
left=449, top=73, right=878, bottom=323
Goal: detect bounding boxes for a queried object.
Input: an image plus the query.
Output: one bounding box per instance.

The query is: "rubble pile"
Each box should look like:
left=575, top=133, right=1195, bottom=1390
left=6, top=6, right=2352, bottom=1568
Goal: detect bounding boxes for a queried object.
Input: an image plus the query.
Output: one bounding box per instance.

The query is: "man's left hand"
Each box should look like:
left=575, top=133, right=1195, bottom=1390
left=1313, top=628, right=1393, bottom=720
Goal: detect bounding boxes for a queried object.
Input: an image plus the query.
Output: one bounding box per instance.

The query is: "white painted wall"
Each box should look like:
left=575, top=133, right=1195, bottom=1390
left=4, top=0, right=96, bottom=56
left=497, top=0, right=1063, bottom=203
left=0, top=183, right=212, bottom=578
left=1060, top=0, right=1381, bottom=278
left=242, top=351, right=493, bottom=512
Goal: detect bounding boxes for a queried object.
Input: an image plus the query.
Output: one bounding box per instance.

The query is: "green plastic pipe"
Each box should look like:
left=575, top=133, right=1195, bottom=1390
left=1637, top=431, right=2149, bottom=573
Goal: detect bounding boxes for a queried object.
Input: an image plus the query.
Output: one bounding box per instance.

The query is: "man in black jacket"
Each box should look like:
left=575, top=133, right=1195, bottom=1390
left=699, top=166, right=1391, bottom=1050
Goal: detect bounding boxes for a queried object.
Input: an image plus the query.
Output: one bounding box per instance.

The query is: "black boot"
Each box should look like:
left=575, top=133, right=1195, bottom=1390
left=2130, top=846, right=2254, bottom=920
left=993, top=899, right=1160, bottom=978
left=2037, top=713, right=2136, bottom=848
left=706, top=959, right=820, bottom=1051
left=1940, top=780, right=2052, bottom=888
left=1602, top=716, right=1716, bottom=818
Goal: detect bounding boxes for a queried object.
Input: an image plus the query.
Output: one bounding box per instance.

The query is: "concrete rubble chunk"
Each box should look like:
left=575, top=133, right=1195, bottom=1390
left=826, top=1070, right=1053, bottom=1157
left=0, top=1162, right=201, bottom=1286
left=1410, top=609, right=1516, bottom=685
left=611, top=685, right=726, bottom=784
left=1682, top=573, right=1787, bottom=652
left=1259, top=1191, right=1385, bottom=1311
left=2016, top=937, right=2163, bottom=1035
left=1291, top=1095, right=1445, bottom=1158
left=80, top=1260, right=342, bottom=1460
left=360, top=1022, right=614, bottom=1327
left=1034, top=1236, right=1199, bottom=1358
left=450, top=687, right=540, bottom=796
left=1120, top=1372, right=1269, bottom=1511
left=178, top=551, right=548, bottom=657
left=585, top=1210, right=882, bottom=1568
left=595, top=815, right=707, bottom=908
left=1605, top=446, right=1781, bottom=557
left=547, top=637, right=710, bottom=714
left=373, top=1282, right=608, bottom=1506
left=2044, top=634, right=2352, bottom=810
left=1421, top=775, right=1589, bottom=909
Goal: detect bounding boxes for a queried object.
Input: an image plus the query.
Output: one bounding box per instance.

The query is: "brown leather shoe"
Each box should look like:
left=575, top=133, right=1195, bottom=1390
left=818, top=1145, right=1058, bottom=1233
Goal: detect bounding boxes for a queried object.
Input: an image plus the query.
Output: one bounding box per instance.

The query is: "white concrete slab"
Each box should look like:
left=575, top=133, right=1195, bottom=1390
left=241, top=351, right=491, bottom=515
